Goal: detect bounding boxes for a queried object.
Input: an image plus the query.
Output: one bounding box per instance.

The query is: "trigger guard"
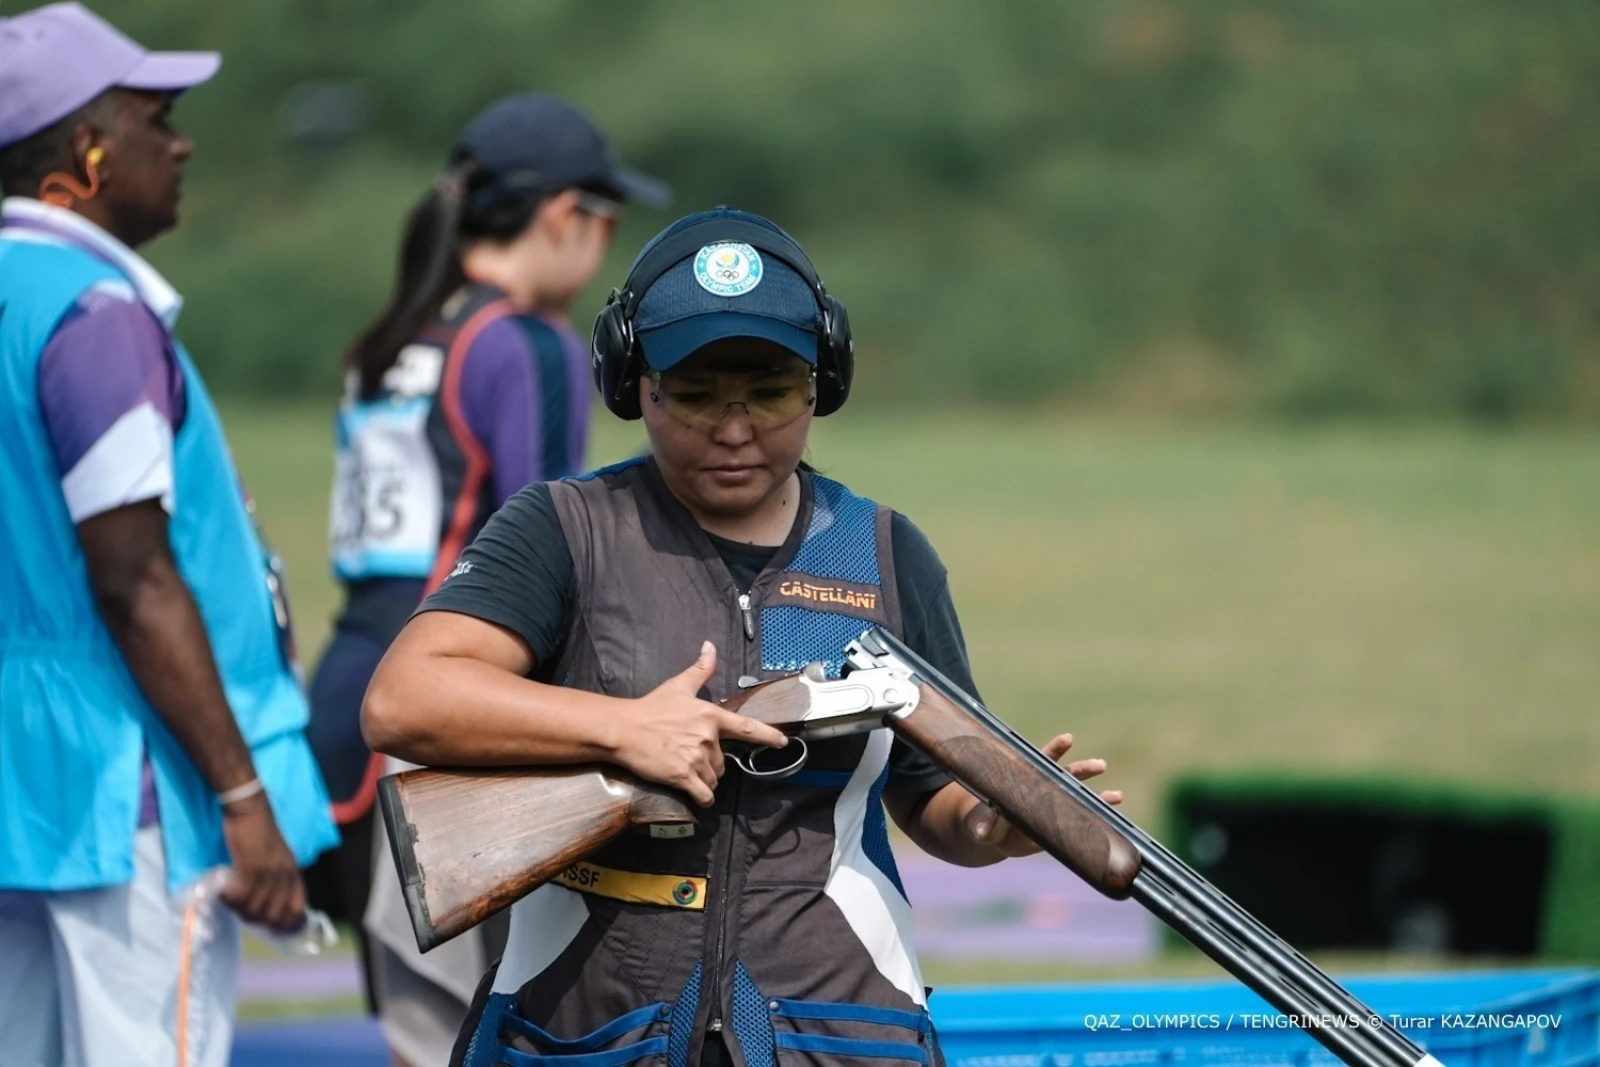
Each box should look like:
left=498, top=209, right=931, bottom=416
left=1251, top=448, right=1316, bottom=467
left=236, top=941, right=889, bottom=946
left=731, top=736, right=809, bottom=779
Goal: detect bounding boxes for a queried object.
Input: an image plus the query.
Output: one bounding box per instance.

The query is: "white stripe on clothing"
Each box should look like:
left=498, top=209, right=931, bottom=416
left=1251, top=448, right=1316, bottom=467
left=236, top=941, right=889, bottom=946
left=61, top=400, right=175, bottom=523
left=1, top=198, right=183, bottom=327
left=492, top=885, right=592, bottom=995
left=824, top=728, right=928, bottom=1007
left=80, top=277, right=140, bottom=311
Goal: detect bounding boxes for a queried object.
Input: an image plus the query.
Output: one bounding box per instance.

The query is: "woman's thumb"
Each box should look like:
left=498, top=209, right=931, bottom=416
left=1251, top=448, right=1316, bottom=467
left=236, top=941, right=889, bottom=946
left=676, top=641, right=716, bottom=687
left=967, top=802, right=1007, bottom=845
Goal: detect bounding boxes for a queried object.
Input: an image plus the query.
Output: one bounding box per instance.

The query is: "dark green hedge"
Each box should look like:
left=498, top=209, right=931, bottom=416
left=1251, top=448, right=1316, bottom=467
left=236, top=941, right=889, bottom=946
left=1165, top=771, right=1600, bottom=961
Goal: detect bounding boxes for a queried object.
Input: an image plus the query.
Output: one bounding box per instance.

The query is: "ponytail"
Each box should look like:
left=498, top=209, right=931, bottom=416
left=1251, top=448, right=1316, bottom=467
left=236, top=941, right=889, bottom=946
left=345, top=159, right=479, bottom=398
left=344, top=152, right=563, bottom=398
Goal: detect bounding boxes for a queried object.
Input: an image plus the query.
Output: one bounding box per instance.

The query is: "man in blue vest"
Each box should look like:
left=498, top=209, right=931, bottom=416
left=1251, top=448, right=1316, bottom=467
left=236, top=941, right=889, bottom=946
left=0, top=5, right=338, bottom=1064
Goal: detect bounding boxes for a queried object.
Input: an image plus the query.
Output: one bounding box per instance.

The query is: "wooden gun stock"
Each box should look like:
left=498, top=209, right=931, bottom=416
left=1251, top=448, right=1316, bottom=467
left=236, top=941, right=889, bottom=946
left=889, top=686, right=1143, bottom=898
left=377, top=673, right=815, bottom=953
left=378, top=764, right=694, bottom=953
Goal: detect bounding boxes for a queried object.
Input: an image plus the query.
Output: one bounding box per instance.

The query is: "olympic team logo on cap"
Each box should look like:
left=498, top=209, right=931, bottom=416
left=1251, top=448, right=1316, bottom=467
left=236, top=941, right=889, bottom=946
left=694, top=242, right=763, bottom=297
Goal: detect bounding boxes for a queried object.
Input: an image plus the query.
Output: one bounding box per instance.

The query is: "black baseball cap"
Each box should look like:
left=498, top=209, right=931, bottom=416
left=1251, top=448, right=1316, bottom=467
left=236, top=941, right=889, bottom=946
left=456, top=93, right=670, bottom=206
left=632, top=208, right=824, bottom=372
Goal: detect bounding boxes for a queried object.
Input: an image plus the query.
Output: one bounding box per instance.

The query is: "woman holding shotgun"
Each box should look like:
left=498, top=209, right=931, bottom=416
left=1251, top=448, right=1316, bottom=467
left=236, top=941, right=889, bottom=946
left=363, top=207, right=1120, bottom=1067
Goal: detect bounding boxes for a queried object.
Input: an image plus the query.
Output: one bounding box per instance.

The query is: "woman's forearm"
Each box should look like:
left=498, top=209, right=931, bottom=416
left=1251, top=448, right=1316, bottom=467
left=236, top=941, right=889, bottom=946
left=364, top=623, right=786, bottom=805
left=362, top=647, right=624, bottom=767
left=891, top=745, right=1122, bottom=867
left=896, top=782, right=1006, bottom=867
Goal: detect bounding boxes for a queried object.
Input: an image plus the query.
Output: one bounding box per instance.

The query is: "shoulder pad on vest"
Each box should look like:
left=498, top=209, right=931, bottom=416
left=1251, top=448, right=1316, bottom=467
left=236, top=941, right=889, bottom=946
left=566, top=455, right=649, bottom=483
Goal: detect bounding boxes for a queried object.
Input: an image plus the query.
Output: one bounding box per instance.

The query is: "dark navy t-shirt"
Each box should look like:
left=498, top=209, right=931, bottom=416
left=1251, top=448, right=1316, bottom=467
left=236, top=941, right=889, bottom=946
left=422, top=482, right=974, bottom=797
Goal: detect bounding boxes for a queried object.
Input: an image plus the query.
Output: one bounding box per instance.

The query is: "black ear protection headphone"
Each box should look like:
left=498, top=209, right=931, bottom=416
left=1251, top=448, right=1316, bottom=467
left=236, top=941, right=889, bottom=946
left=591, top=212, right=854, bottom=420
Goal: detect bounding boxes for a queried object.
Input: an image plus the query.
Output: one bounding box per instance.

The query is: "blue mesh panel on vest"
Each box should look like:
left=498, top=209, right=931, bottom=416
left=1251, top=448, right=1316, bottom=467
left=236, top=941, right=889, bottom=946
left=863, top=764, right=907, bottom=898
left=760, top=606, right=870, bottom=678
left=667, top=961, right=703, bottom=1067
left=787, top=477, right=881, bottom=586
left=731, top=963, right=775, bottom=1067
left=463, top=991, right=516, bottom=1067
left=760, top=476, right=880, bottom=677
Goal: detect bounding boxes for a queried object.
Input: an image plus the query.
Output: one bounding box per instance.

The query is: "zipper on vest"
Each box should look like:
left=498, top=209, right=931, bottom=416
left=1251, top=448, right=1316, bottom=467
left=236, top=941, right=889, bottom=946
left=709, top=579, right=758, bottom=1034
left=736, top=593, right=754, bottom=641
left=706, top=770, right=742, bottom=1037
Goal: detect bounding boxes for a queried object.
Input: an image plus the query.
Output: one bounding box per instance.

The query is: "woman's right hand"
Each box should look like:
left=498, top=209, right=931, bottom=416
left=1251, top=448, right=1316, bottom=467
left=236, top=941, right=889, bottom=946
left=609, top=641, right=790, bottom=806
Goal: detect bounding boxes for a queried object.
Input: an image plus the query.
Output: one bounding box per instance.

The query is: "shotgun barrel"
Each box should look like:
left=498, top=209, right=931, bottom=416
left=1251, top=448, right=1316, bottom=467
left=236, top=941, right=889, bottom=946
left=848, top=627, right=1439, bottom=1067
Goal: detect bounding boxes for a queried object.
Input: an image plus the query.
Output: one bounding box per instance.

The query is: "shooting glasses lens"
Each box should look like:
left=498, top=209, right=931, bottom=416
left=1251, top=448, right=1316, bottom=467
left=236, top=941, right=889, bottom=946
left=650, top=360, right=816, bottom=430
left=575, top=190, right=623, bottom=222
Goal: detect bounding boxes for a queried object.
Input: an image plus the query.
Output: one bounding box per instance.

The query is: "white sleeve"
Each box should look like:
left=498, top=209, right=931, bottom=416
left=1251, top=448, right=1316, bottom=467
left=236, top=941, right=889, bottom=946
left=60, top=400, right=176, bottom=523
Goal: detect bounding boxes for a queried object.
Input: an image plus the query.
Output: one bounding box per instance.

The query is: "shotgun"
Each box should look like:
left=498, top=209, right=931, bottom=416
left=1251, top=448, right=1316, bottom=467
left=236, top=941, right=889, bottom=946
left=380, top=628, right=1439, bottom=1067
left=378, top=659, right=922, bottom=953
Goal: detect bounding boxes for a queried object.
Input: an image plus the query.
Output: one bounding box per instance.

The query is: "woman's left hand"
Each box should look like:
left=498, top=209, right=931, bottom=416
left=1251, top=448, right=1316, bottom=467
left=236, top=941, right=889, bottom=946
left=963, top=733, right=1124, bottom=858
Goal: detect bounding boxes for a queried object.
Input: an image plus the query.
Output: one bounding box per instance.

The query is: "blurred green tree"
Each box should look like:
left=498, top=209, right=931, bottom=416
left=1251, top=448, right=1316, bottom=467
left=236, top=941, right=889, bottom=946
left=77, top=0, right=1600, bottom=420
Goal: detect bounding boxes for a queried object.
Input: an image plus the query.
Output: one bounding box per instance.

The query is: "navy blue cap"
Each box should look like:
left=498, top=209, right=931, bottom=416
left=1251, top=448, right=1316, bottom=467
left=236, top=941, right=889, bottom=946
left=632, top=209, right=822, bottom=372
left=456, top=93, right=670, bottom=206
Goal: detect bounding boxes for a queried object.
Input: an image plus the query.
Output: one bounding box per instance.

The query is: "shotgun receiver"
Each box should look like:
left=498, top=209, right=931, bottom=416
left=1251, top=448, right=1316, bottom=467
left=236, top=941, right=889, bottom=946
left=381, top=629, right=1439, bottom=1067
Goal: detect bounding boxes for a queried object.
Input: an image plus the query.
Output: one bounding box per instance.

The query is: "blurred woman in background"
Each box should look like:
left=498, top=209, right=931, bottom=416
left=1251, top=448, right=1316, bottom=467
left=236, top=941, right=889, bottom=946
left=304, top=92, right=668, bottom=1067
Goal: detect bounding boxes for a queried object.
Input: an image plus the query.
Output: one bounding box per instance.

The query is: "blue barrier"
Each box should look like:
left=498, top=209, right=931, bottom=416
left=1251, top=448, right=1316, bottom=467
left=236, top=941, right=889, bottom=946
left=930, top=969, right=1600, bottom=1067
left=233, top=1018, right=385, bottom=1067
left=233, top=969, right=1600, bottom=1067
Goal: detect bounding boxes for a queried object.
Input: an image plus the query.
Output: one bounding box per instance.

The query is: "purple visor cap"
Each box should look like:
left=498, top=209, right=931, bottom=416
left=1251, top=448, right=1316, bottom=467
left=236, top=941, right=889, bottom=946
left=0, top=2, right=219, bottom=148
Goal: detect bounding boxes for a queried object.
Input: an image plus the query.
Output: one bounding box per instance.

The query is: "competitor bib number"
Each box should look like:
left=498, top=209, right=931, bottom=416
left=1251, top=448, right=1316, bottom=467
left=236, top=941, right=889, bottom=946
left=330, top=396, right=443, bottom=580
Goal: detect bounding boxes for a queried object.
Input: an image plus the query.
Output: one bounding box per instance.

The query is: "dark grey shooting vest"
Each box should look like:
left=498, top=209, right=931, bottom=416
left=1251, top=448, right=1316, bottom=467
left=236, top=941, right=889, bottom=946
left=455, top=458, right=941, bottom=1067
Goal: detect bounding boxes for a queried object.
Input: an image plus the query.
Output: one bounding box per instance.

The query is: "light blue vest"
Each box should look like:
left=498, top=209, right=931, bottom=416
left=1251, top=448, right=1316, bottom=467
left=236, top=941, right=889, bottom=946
left=0, top=235, right=338, bottom=893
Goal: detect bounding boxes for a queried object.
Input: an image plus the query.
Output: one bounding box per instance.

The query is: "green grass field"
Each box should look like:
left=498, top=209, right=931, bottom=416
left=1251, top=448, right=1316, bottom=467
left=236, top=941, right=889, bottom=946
left=224, top=402, right=1599, bottom=999
left=228, top=401, right=1600, bottom=824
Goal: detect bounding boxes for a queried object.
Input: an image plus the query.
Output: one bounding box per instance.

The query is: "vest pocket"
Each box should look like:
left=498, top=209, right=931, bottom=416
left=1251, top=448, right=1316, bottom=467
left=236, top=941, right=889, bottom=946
left=498, top=1002, right=672, bottom=1067
left=764, top=997, right=933, bottom=1067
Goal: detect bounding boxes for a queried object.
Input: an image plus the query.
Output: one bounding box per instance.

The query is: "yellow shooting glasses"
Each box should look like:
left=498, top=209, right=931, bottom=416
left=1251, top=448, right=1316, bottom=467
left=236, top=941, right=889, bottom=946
left=649, top=357, right=817, bottom=431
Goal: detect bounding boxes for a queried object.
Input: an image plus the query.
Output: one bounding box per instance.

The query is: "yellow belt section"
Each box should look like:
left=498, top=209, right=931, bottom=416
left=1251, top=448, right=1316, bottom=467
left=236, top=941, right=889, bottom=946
left=550, top=860, right=707, bottom=910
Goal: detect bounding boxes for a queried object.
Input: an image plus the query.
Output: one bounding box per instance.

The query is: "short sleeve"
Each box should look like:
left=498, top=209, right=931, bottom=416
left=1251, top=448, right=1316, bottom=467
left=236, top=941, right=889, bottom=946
left=456, top=315, right=579, bottom=508
left=36, top=285, right=184, bottom=523
left=884, top=510, right=981, bottom=798
left=417, top=483, right=581, bottom=671
left=456, top=317, right=538, bottom=507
